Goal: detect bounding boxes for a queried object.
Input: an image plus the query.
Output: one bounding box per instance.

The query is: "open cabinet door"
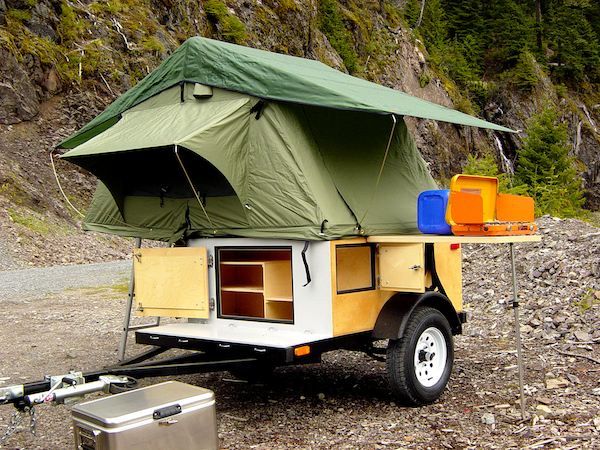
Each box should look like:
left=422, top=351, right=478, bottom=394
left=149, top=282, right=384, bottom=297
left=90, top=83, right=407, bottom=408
left=134, top=247, right=209, bottom=319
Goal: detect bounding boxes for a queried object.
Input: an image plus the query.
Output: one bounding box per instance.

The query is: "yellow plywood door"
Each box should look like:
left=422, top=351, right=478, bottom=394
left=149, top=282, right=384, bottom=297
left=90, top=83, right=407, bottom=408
left=379, top=244, right=425, bottom=292
left=433, top=243, right=463, bottom=311
left=134, top=247, right=209, bottom=319
left=330, top=239, right=394, bottom=336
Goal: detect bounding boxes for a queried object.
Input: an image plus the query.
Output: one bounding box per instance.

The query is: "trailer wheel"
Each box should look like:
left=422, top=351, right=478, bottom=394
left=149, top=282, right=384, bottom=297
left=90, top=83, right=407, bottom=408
left=386, top=306, right=453, bottom=406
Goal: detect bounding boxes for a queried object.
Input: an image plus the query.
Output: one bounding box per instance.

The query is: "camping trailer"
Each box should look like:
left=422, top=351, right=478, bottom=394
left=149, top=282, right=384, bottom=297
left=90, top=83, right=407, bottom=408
left=55, top=37, right=538, bottom=406
left=0, top=38, right=540, bottom=421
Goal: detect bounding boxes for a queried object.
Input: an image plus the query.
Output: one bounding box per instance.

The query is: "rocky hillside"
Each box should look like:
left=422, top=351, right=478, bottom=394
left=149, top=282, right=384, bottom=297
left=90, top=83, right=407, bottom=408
left=0, top=0, right=598, bottom=267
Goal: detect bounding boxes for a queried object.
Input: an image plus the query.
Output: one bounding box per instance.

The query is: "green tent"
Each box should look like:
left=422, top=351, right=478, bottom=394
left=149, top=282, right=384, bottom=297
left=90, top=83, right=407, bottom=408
left=60, top=37, right=512, bottom=242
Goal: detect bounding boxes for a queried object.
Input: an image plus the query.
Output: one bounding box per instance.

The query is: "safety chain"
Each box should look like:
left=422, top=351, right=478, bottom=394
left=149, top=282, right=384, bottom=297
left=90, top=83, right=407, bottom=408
left=0, top=406, right=36, bottom=445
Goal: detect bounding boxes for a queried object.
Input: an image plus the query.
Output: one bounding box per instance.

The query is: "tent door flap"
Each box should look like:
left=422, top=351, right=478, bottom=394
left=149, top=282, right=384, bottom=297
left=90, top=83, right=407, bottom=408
left=134, top=247, right=209, bottom=319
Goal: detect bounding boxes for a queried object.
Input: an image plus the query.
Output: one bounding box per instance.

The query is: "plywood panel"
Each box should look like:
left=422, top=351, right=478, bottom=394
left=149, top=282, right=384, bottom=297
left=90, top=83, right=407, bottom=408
left=330, top=239, right=394, bottom=336
left=220, top=264, right=263, bottom=291
left=265, top=301, right=293, bottom=321
left=379, top=244, right=425, bottom=293
left=221, top=291, right=264, bottom=318
left=263, top=261, right=293, bottom=300
left=134, top=247, right=209, bottom=319
left=434, top=243, right=463, bottom=311
left=336, top=245, right=373, bottom=292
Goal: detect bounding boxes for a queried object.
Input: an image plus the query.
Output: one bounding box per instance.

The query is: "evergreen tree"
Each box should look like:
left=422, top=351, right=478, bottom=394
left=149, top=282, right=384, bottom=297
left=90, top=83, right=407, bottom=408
left=486, top=0, right=535, bottom=69
left=515, top=107, right=586, bottom=217
left=546, top=0, right=600, bottom=82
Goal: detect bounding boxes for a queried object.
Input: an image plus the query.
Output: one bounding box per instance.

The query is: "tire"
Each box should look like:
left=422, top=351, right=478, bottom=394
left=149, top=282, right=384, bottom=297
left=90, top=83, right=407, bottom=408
left=386, top=306, right=454, bottom=406
left=229, top=361, right=275, bottom=383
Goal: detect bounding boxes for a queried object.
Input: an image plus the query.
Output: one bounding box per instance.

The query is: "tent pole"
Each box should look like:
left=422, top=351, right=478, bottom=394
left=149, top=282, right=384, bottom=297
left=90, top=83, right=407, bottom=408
left=174, top=145, right=216, bottom=232
left=118, top=237, right=142, bottom=362
left=510, top=242, right=527, bottom=419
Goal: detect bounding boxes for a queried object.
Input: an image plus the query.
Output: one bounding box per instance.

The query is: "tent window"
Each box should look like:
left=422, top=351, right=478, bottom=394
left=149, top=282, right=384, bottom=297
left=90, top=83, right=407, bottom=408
left=98, top=147, right=235, bottom=199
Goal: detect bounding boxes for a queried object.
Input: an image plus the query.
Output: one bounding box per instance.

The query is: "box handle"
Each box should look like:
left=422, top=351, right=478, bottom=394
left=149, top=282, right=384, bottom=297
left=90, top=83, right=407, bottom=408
left=153, top=404, right=182, bottom=420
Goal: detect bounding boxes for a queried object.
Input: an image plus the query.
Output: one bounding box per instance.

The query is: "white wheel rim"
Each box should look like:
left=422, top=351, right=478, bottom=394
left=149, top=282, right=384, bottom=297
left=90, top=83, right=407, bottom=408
left=413, top=327, right=447, bottom=388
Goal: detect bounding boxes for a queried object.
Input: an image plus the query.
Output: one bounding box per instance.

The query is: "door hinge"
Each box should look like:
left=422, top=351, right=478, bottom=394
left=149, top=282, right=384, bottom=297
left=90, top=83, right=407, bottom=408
left=207, top=254, right=214, bottom=268
left=209, top=297, right=215, bottom=310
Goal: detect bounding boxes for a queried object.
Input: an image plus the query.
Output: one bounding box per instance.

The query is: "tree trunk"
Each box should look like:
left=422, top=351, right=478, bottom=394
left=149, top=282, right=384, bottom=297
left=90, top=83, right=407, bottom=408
left=415, top=0, right=426, bottom=28
left=535, top=0, right=543, bottom=52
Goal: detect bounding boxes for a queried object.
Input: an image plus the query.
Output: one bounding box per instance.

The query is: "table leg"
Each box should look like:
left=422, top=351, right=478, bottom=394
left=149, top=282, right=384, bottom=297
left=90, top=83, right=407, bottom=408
left=510, top=242, right=527, bottom=419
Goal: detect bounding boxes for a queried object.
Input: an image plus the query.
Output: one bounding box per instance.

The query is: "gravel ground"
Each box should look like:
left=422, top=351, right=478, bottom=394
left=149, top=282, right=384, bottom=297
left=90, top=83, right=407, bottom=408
left=0, top=218, right=598, bottom=449
left=0, top=260, right=130, bottom=300
left=0, top=241, right=21, bottom=272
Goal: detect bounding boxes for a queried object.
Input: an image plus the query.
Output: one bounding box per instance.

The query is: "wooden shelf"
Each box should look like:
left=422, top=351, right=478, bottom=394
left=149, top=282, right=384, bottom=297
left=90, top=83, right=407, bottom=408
left=220, top=261, right=265, bottom=266
left=218, top=249, right=294, bottom=322
left=221, top=286, right=264, bottom=293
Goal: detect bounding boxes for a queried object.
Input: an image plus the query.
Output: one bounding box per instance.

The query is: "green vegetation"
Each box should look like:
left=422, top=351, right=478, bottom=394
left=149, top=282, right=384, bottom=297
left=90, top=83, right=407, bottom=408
left=57, top=1, right=86, bottom=45
left=204, top=0, right=247, bottom=44
left=574, top=288, right=599, bottom=313
left=141, top=36, right=165, bottom=54
left=317, top=0, right=358, bottom=73
left=401, top=0, right=599, bottom=105
left=0, top=175, right=32, bottom=207
left=463, top=153, right=527, bottom=194
left=8, top=209, right=55, bottom=235
left=506, top=50, right=540, bottom=92
left=0, top=0, right=182, bottom=88
left=515, top=107, right=586, bottom=218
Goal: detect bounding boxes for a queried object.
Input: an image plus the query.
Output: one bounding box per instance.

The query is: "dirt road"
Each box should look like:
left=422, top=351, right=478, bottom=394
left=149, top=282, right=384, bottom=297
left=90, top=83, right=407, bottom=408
left=0, top=260, right=129, bottom=300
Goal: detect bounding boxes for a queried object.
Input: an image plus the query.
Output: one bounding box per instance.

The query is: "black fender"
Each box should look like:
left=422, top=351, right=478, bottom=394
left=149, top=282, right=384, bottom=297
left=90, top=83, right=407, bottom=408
left=372, top=291, right=462, bottom=339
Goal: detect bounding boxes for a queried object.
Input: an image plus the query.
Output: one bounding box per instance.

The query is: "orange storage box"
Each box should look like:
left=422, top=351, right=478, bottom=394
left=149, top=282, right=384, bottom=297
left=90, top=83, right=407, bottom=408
left=496, top=193, right=535, bottom=222
left=447, top=174, right=498, bottom=223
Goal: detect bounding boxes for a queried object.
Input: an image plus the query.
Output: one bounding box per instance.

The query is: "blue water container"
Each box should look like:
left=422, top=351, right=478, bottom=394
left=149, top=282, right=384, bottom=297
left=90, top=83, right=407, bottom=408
left=417, top=190, right=452, bottom=235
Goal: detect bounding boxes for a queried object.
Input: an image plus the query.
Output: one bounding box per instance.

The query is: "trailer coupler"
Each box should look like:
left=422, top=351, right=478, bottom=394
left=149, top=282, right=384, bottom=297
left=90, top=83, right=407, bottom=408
left=1, top=351, right=257, bottom=410
left=1, top=372, right=133, bottom=410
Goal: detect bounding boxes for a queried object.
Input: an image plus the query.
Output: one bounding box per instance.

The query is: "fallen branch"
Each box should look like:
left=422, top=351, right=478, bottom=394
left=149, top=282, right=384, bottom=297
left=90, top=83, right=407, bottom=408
left=99, top=73, right=115, bottom=96
left=551, top=346, right=600, bottom=364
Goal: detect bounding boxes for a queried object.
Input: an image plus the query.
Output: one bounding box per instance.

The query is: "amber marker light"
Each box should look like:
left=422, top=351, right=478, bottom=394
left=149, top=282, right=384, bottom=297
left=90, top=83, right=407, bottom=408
left=294, top=345, right=311, bottom=357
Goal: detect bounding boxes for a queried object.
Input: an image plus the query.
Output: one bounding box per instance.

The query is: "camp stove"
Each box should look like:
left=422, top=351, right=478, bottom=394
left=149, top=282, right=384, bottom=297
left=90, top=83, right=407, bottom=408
left=71, top=381, right=218, bottom=450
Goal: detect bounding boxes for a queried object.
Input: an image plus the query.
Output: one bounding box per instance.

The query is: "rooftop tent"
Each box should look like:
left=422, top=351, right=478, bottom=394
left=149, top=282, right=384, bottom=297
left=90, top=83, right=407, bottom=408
left=60, top=37, right=513, bottom=242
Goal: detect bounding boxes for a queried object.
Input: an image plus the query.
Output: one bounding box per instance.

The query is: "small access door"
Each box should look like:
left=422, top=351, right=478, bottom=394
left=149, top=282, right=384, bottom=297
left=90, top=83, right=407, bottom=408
left=378, top=244, right=426, bottom=293
left=134, top=247, right=210, bottom=319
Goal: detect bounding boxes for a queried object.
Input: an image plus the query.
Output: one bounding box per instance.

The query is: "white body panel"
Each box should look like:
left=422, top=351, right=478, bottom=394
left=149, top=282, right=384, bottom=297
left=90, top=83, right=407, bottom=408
left=139, top=238, right=334, bottom=348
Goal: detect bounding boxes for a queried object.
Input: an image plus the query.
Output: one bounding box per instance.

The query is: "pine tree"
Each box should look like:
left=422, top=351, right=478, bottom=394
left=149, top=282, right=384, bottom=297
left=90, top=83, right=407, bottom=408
left=515, top=107, right=586, bottom=217
left=546, top=0, right=600, bottom=82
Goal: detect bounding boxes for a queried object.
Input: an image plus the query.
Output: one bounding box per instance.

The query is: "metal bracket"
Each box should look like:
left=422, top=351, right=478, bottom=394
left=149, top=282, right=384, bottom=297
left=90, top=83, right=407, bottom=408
left=207, top=254, right=214, bottom=268
left=0, top=385, right=24, bottom=404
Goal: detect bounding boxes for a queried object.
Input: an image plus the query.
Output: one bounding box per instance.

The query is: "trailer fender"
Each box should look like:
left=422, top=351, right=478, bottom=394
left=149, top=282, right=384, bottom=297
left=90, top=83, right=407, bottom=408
left=372, top=292, right=462, bottom=339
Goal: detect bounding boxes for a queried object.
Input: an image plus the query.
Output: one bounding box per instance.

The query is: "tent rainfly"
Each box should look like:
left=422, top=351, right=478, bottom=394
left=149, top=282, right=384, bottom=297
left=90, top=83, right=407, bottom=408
left=59, top=37, right=513, bottom=242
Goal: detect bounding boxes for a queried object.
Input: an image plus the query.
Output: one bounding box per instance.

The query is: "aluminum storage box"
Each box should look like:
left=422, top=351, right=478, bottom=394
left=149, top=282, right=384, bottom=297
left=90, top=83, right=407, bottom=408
left=71, top=381, right=217, bottom=450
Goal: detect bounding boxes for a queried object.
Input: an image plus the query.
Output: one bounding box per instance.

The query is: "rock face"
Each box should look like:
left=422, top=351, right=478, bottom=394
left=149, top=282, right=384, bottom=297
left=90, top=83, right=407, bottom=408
left=0, top=0, right=598, bottom=206
left=0, top=49, right=39, bottom=124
